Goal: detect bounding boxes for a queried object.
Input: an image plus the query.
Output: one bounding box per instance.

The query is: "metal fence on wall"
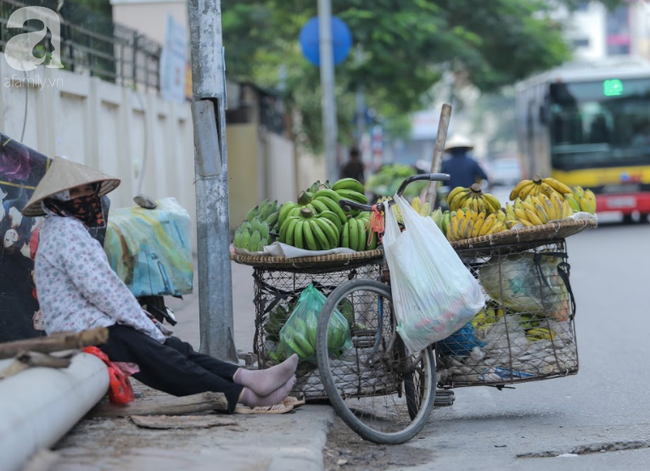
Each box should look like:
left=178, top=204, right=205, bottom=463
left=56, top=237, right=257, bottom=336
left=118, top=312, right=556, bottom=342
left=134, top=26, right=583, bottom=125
left=0, top=0, right=161, bottom=91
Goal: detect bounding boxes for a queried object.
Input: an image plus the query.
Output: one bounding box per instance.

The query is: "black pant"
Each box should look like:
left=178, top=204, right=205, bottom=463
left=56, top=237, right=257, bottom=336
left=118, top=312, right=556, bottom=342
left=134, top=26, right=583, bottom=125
left=99, top=324, right=243, bottom=412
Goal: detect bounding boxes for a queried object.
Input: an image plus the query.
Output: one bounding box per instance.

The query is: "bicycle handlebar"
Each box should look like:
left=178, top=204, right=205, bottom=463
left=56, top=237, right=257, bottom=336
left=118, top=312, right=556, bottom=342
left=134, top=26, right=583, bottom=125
left=338, top=173, right=450, bottom=213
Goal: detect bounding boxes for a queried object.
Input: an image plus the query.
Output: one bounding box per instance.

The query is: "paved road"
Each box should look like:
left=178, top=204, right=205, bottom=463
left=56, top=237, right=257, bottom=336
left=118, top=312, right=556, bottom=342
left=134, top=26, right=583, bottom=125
left=325, top=204, right=650, bottom=470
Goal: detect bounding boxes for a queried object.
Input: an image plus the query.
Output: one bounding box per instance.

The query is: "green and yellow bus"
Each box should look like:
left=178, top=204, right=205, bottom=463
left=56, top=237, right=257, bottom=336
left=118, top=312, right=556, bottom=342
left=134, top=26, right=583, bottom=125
left=516, top=58, right=650, bottom=222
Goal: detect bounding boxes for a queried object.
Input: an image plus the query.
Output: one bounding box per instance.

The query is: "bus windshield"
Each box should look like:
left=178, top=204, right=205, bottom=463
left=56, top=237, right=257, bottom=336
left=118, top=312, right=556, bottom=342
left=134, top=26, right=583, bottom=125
left=549, top=79, right=650, bottom=170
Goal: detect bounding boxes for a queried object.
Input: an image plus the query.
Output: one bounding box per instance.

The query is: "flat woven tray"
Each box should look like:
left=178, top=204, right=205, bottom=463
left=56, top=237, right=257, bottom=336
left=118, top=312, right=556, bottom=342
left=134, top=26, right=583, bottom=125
left=449, top=219, right=597, bottom=250
left=230, top=248, right=384, bottom=270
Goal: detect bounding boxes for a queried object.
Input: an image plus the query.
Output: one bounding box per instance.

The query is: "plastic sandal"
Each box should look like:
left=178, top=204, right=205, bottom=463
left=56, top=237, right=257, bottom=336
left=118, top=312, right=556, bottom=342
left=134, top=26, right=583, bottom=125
left=234, top=403, right=295, bottom=415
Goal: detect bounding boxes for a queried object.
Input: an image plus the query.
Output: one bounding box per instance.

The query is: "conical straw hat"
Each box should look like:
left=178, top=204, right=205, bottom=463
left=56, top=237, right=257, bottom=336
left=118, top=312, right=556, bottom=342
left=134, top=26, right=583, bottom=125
left=21, top=157, right=121, bottom=217
left=444, top=134, right=474, bottom=151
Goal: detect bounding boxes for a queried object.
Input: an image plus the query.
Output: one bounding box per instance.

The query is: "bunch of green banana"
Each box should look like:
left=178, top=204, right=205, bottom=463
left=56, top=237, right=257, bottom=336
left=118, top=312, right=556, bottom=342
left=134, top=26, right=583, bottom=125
left=341, top=213, right=379, bottom=251
left=244, top=199, right=282, bottom=228
left=447, top=183, right=502, bottom=214
left=267, top=342, right=288, bottom=362
left=446, top=208, right=508, bottom=241
left=365, top=163, right=421, bottom=197
left=332, top=178, right=368, bottom=208
left=279, top=207, right=341, bottom=250
left=264, top=305, right=291, bottom=342
left=567, top=186, right=596, bottom=214
left=233, top=218, right=271, bottom=252
left=278, top=189, right=349, bottom=232
left=430, top=207, right=444, bottom=229
left=306, top=179, right=332, bottom=193
left=239, top=199, right=283, bottom=237
left=509, top=175, right=572, bottom=201
left=506, top=194, right=573, bottom=227
left=278, top=311, right=348, bottom=360
left=436, top=209, right=452, bottom=234
left=337, top=298, right=355, bottom=327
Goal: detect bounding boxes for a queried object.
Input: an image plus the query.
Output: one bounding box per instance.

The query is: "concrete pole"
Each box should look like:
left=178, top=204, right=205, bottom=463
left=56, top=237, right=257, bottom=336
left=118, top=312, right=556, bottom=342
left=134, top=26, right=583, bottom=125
left=318, top=0, right=339, bottom=182
left=188, top=0, right=238, bottom=362
left=0, top=354, right=108, bottom=471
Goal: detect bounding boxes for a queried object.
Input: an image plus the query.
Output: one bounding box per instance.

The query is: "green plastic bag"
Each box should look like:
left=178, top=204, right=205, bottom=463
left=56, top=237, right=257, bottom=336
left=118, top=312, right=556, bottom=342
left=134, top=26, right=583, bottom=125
left=278, top=284, right=352, bottom=364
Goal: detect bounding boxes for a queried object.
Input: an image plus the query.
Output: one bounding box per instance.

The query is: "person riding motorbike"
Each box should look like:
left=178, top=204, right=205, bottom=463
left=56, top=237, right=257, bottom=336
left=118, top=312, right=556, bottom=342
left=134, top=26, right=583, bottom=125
left=440, top=134, right=488, bottom=190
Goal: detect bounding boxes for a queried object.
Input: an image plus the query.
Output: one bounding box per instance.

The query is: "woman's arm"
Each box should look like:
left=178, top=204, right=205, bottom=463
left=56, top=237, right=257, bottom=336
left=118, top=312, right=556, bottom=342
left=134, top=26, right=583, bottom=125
left=56, top=219, right=165, bottom=342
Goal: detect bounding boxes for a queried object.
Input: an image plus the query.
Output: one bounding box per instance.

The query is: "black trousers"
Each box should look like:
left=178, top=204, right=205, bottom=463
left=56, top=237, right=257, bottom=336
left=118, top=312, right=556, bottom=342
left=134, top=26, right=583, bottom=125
left=99, top=324, right=243, bottom=412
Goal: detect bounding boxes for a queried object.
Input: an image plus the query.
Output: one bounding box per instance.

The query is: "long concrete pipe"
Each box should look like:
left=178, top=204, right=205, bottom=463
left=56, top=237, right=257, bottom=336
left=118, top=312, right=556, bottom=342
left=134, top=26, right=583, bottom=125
left=0, top=353, right=109, bottom=471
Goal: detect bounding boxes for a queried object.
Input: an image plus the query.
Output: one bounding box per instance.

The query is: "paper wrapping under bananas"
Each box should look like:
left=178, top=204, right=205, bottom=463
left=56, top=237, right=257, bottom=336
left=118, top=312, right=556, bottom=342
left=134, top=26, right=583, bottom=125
left=232, top=241, right=359, bottom=258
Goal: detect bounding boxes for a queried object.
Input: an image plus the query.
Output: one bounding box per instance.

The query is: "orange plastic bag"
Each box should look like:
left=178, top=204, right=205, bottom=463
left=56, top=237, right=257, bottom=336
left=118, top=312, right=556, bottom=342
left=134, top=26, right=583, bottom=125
left=83, top=347, right=139, bottom=404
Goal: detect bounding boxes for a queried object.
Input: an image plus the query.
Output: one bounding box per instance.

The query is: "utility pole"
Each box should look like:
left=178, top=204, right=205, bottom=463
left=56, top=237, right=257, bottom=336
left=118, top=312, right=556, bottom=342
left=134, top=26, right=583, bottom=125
left=355, top=45, right=365, bottom=149
left=318, top=0, right=338, bottom=182
left=188, top=0, right=238, bottom=362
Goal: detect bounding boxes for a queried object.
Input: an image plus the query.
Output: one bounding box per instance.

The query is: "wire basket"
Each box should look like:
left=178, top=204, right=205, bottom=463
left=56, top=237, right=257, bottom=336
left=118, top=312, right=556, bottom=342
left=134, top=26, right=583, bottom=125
left=436, top=239, right=579, bottom=387
left=252, top=262, right=384, bottom=399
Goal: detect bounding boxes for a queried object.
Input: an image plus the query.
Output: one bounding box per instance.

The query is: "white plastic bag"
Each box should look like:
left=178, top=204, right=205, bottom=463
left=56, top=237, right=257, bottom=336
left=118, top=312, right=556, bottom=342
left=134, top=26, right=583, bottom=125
left=383, top=195, right=485, bottom=353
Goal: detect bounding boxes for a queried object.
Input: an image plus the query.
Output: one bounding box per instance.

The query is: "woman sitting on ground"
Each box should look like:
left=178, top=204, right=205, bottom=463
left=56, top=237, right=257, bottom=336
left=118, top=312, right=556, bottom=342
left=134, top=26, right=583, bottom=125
left=21, top=157, right=297, bottom=412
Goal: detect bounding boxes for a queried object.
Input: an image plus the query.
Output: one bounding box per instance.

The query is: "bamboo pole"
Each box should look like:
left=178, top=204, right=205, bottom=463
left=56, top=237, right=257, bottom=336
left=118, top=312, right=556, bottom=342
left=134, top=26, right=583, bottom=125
left=424, top=104, right=453, bottom=207
left=0, top=327, right=108, bottom=360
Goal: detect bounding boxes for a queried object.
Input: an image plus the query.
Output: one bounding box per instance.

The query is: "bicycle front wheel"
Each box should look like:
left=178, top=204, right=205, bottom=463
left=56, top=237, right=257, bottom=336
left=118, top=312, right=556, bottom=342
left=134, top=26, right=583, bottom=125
left=316, top=279, right=436, bottom=444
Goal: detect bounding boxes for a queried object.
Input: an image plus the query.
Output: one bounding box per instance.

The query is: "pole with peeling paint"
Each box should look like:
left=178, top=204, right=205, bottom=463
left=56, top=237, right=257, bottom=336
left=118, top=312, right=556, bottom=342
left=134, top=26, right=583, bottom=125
left=188, top=0, right=238, bottom=362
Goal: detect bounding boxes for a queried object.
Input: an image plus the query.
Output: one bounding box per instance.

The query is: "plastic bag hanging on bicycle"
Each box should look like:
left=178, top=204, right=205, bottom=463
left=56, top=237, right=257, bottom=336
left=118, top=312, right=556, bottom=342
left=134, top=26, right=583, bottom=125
left=383, top=195, right=485, bottom=353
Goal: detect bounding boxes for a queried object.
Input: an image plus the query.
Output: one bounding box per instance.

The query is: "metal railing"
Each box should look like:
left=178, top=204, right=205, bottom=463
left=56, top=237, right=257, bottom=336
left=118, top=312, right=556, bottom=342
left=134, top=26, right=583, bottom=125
left=0, top=0, right=161, bottom=91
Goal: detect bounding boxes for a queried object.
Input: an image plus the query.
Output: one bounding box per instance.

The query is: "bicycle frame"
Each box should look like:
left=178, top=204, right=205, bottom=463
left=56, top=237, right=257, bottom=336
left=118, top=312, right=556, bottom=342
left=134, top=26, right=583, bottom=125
left=344, top=173, right=450, bottom=375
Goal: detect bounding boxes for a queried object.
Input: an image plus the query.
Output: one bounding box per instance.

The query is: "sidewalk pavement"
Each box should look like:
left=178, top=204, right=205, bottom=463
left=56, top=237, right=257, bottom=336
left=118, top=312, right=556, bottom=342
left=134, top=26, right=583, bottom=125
left=51, top=261, right=336, bottom=471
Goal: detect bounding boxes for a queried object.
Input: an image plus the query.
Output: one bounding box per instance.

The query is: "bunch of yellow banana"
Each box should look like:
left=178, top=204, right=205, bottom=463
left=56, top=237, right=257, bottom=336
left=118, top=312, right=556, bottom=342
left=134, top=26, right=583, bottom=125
left=378, top=196, right=432, bottom=224
left=447, top=184, right=501, bottom=214
left=446, top=208, right=508, bottom=241
left=526, top=327, right=557, bottom=342
left=411, top=196, right=432, bottom=217
left=471, top=301, right=505, bottom=331
left=509, top=175, right=572, bottom=201
left=566, top=186, right=597, bottom=214
left=505, top=194, right=573, bottom=227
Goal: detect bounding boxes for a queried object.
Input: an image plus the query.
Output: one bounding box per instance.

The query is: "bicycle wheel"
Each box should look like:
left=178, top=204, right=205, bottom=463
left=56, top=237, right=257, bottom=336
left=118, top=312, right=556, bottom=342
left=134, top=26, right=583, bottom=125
left=316, top=279, right=436, bottom=444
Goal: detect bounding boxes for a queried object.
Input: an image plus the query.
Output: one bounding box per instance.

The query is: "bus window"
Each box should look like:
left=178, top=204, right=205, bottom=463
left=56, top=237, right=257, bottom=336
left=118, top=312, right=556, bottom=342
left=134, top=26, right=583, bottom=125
left=549, top=79, right=650, bottom=170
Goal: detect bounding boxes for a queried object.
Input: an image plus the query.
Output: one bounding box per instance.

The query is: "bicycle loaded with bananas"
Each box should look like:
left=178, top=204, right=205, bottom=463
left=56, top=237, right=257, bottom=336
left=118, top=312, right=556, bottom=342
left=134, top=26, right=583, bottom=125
left=314, top=173, right=450, bottom=445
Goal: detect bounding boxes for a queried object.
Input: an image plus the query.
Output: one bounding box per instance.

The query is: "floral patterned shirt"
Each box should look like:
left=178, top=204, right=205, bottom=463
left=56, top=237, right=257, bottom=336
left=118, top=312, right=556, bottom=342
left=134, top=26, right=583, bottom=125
left=35, top=215, right=165, bottom=342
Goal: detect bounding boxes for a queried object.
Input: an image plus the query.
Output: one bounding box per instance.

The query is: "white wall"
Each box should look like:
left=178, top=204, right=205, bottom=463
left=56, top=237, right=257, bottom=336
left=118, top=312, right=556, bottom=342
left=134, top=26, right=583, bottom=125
left=110, top=0, right=189, bottom=45
left=0, top=53, right=197, bottom=246
left=261, top=131, right=297, bottom=203
left=0, top=53, right=303, bottom=249
left=569, top=4, right=607, bottom=60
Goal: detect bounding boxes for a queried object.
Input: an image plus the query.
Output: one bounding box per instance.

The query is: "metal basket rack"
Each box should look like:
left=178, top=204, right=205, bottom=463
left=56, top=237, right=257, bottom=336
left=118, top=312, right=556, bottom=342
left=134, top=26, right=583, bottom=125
left=436, top=239, right=579, bottom=388
left=244, top=256, right=384, bottom=400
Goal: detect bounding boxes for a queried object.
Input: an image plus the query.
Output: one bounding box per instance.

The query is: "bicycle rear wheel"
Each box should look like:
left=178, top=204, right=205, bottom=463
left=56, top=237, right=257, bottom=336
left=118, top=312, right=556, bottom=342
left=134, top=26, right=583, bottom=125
left=316, top=279, right=436, bottom=444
